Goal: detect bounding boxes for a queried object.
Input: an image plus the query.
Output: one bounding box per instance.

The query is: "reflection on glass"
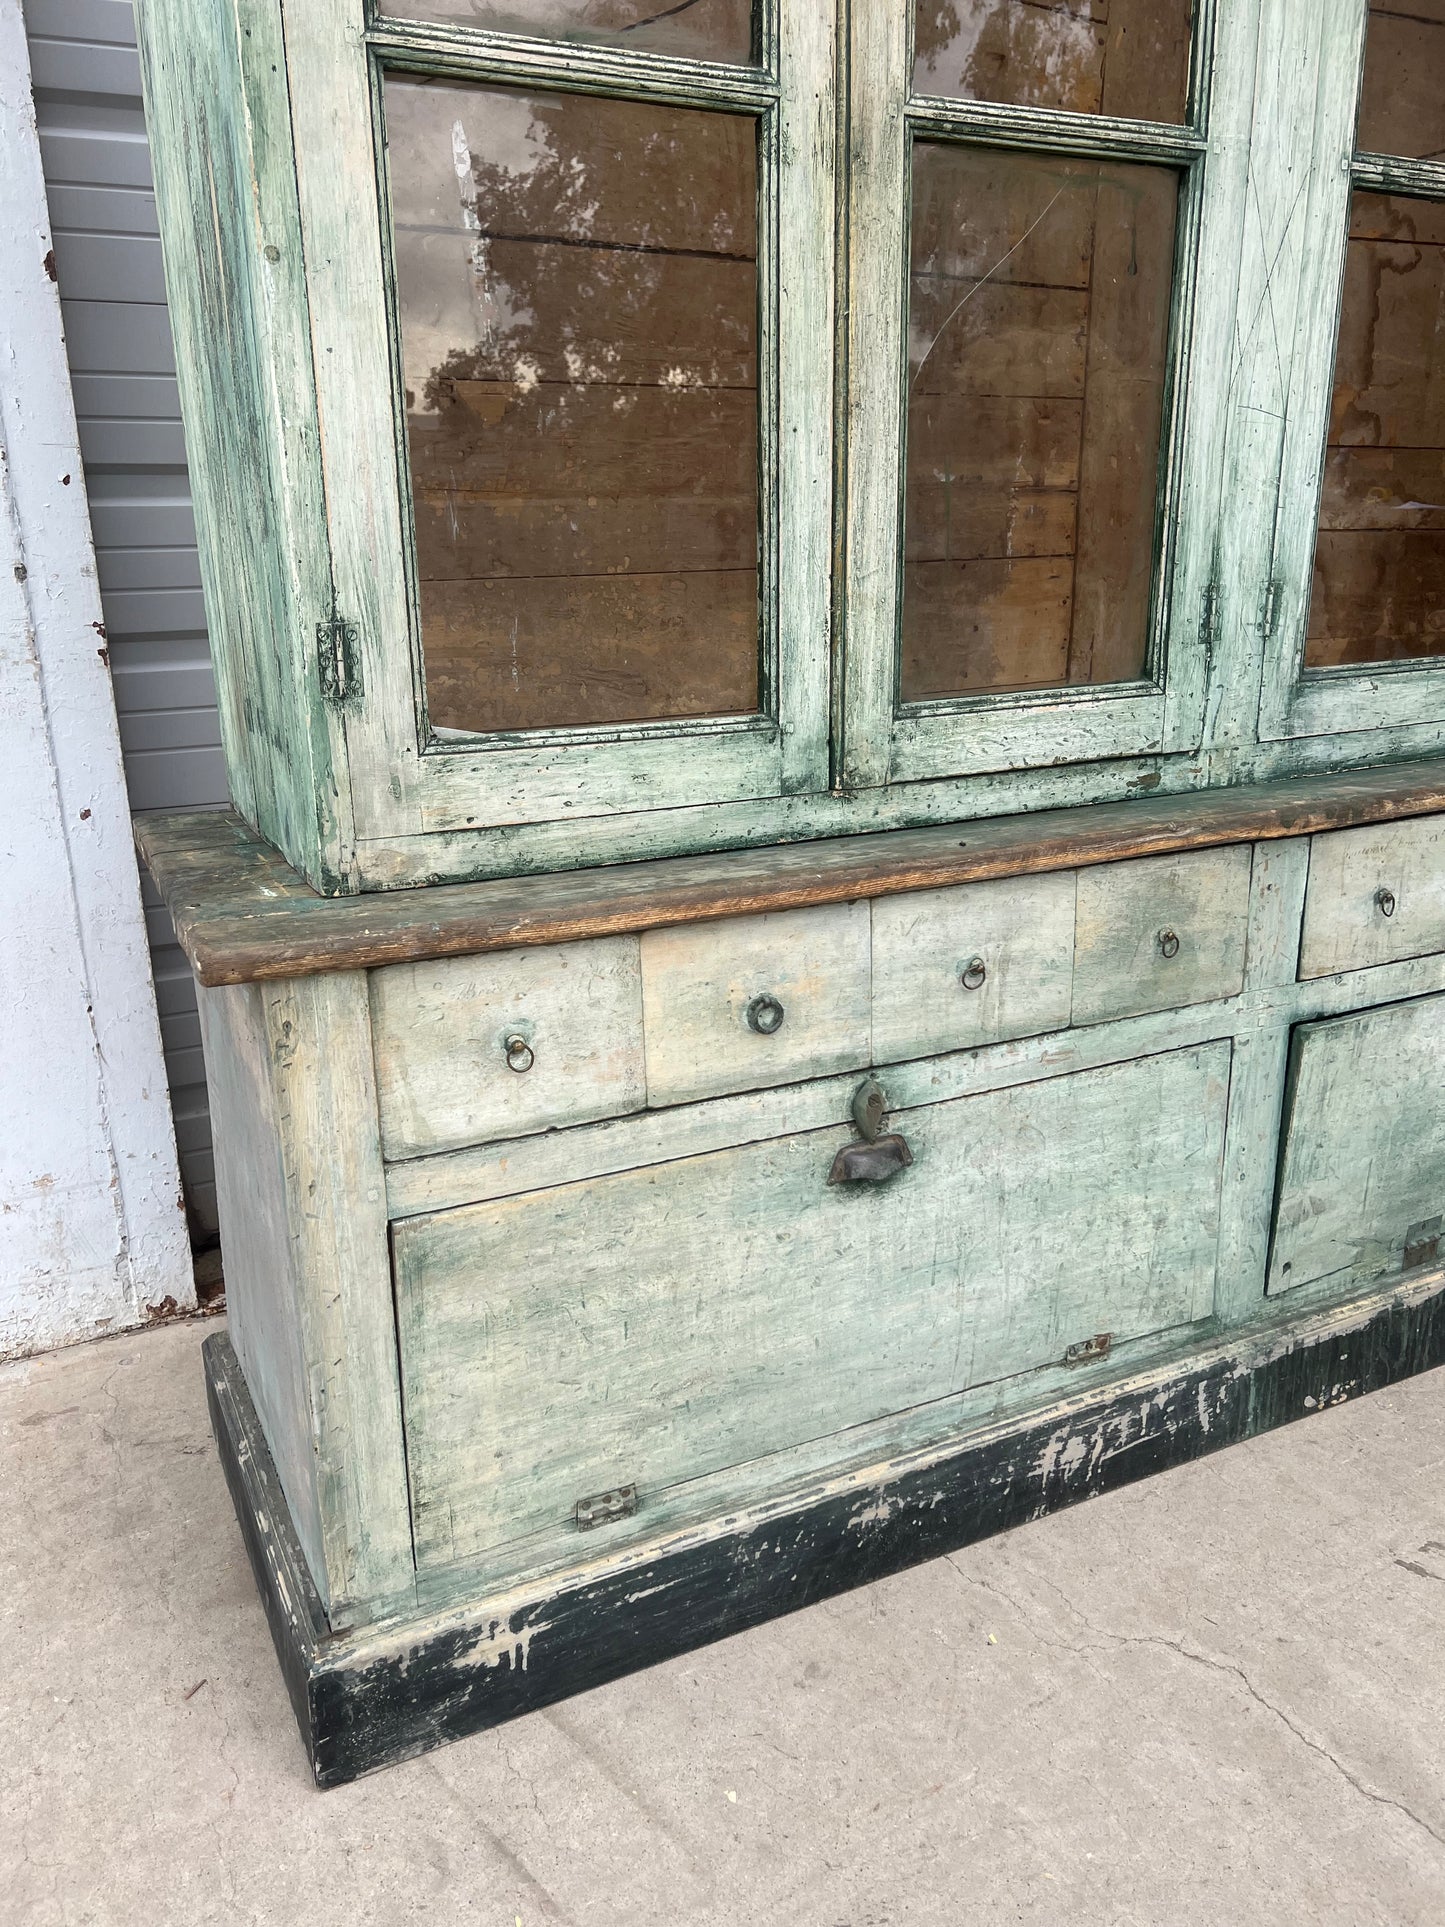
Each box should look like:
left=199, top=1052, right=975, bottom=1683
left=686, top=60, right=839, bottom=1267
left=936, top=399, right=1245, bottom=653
left=912, top=0, right=1192, bottom=122
left=1358, top=1, right=1445, bottom=161
left=385, top=0, right=754, bottom=65
left=902, top=144, right=1177, bottom=701
left=1306, top=192, right=1445, bottom=669
left=385, top=77, right=760, bottom=734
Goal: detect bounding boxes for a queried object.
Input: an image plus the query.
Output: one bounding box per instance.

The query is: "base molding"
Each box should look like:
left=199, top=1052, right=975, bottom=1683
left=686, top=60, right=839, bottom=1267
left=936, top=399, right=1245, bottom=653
left=204, top=1274, right=1445, bottom=1787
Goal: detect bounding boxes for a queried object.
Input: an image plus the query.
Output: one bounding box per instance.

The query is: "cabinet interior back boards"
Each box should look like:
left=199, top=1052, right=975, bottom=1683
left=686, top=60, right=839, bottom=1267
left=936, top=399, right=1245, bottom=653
left=131, top=0, right=1445, bottom=1782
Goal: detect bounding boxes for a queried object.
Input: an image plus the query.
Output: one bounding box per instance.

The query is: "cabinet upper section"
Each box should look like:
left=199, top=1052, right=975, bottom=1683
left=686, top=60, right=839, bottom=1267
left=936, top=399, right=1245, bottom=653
left=131, top=0, right=1445, bottom=893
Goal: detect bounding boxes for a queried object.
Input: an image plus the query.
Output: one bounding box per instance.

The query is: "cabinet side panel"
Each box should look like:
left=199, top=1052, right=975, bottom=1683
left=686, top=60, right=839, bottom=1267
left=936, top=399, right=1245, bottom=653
left=197, top=983, right=328, bottom=1598
left=132, top=0, right=351, bottom=889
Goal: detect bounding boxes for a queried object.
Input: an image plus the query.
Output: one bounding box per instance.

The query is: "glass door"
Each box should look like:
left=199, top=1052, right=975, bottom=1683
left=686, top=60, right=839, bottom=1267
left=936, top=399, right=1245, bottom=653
left=1258, top=0, right=1445, bottom=745
left=282, top=0, right=833, bottom=868
left=839, top=0, right=1246, bottom=788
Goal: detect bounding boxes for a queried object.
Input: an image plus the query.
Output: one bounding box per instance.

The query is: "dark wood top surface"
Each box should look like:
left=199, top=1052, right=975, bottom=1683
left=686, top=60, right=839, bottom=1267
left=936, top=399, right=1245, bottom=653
left=136, top=761, right=1445, bottom=985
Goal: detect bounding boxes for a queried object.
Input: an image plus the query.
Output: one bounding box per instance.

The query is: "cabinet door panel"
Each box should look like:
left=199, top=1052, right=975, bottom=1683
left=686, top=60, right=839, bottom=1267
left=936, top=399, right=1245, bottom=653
left=1269, top=994, right=1445, bottom=1295
left=393, top=1042, right=1228, bottom=1572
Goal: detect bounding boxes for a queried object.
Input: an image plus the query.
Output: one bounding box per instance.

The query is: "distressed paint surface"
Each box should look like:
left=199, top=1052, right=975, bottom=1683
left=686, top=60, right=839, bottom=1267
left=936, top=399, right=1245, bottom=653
left=207, top=1258, right=1445, bottom=1782
left=871, top=871, right=1076, bottom=1064
left=370, top=936, right=645, bottom=1159
left=392, top=1043, right=1228, bottom=1575
left=1299, top=816, right=1445, bottom=977
left=1269, top=993, right=1445, bottom=1294
left=640, top=901, right=871, bottom=1107
left=1072, top=845, right=1253, bottom=1025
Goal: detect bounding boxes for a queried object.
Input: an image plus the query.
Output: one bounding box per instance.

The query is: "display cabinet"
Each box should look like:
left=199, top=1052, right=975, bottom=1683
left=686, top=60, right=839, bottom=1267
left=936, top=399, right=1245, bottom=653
left=132, top=0, right=1445, bottom=1783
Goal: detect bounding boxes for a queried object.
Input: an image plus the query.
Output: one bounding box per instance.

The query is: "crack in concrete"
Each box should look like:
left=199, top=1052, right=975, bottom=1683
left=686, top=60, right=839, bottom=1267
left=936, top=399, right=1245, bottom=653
left=952, top=1556, right=1445, bottom=1856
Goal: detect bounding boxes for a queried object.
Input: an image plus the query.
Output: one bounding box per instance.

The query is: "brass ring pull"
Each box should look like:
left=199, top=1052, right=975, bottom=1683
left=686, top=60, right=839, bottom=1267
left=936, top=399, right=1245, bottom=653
left=960, top=956, right=987, bottom=991
left=1377, top=887, right=1397, bottom=919
left=504, top=1034, right=534, bottom=1074
left=1158, top=927, right=1181, bottom=959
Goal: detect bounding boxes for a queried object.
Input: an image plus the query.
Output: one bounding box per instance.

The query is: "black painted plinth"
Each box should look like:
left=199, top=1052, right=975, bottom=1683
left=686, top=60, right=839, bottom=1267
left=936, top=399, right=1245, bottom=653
left=203, top=1274, right=1445, bottom=1787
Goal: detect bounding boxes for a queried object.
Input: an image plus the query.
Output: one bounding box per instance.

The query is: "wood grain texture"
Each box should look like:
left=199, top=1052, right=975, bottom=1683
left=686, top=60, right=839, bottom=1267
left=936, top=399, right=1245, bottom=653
left=640, top=902, right=871, bottom=1107
left=392, top=1043, right=1227, bottom=1574
left=1270, top=993, right=1445, bottom=1293
left=206, top=1266, right=1445, bottom=1782
left=132, top=0, right=354, bottom=891
left=1299, top=815, right=1445, bottom=976
left=1072, top=845, right=1253, bottom=1025
left=370, top=936, right=646, bottom=1161
left=134, top=762, right=1445, bottom=983
left=197, top=974, right=415, bottom=1617
left=871, top=872, right=1076, bottom=1064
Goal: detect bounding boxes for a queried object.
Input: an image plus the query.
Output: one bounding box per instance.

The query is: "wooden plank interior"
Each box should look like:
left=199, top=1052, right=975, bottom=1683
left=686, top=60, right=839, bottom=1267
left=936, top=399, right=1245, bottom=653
left=385, top=0, right=755, bottom=64
left=1306, top=190, right=1445, bottom=668
left=385, top=78, right=762, bottom=734
left=902, top=146, right=1177, bottom=700
left=910, top=0, right=1193, bottom=123
left=135, top=758, right=1445, bottom=982
left=1356, top=0, right=1445, bottom=163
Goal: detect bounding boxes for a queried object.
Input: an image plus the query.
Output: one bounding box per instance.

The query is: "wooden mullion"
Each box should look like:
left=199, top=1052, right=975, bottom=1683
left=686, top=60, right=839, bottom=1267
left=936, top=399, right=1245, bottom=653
left=367, top=21, right=779, bottom=111
left=903, top=97, right=1207, bottom=168
left=1352, top=151, right=1445, bottom=201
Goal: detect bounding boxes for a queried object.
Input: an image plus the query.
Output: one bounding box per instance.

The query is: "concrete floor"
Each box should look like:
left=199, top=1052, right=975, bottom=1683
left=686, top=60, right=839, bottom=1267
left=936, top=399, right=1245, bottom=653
left=4, top=1325, right=1445, bottom=1927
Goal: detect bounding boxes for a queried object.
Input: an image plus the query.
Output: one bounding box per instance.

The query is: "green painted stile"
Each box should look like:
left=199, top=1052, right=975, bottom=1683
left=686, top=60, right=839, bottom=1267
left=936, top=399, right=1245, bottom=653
left=133, top=0, right=356, bottom=893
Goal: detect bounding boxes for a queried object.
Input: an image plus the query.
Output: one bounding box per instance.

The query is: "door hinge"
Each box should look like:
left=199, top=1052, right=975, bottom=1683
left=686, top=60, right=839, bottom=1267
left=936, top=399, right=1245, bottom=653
left=1261, top=580, right=1282, bottom=639
left=1199, top=581, right=1220, bottom=665
left=317, top=612, right=362, bottom=707
left=575, top=1484, right=638, bottom=1531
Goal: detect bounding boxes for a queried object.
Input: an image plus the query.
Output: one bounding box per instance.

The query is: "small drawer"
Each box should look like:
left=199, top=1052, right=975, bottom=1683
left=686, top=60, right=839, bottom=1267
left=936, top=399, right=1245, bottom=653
left=1299, top=818, right=1445, bottom=979
left=871, top=873, right=1075, bottom=1064
left=641, top=902, right=871, bottom=1107
left=370, top=937, right=645, bottom=1161
left=1072, top=846, right=1252, bottom=1026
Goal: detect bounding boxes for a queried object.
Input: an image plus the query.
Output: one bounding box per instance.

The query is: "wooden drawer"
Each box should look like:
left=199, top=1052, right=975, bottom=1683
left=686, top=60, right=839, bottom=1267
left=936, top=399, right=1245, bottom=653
left=871, top=874, right=1075, bottom=1064
left=640, top=902, right=871, bottom=1107
left=1299, top=818, right=1445, bottom=979
left=1072, top=846, right=1252, bottom=1026
left=392, top=1042, right=1228, bottom=1572
left=370, top=938, right=645, bottom=1161
left=1270, top=994, right=1445, bottom=1295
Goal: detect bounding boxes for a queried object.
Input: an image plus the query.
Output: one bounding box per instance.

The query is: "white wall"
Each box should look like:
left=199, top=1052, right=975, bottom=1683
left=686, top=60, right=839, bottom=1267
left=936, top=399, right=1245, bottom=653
left=0, top=0, right=192, bottom=1358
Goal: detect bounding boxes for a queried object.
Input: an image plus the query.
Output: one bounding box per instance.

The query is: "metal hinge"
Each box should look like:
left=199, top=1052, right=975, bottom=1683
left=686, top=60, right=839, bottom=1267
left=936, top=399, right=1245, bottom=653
left=575, top=1484, right=638, bottom=1531
left=1261, top=579, right=1282, bottom=640
left=317, top=612, right=362, bottom=707
left=1063, top=1332, right=1113, bottom=1367
left=1199, top=581, right=1220, bottom=666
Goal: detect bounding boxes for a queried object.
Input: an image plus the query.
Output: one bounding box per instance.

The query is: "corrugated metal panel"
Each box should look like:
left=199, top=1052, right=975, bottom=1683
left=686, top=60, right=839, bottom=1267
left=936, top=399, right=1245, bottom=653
left=24, top=0, right=225, bottom=1237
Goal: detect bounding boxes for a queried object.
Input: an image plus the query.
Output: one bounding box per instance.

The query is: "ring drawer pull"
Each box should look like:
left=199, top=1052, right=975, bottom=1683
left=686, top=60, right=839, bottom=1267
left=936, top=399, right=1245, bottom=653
left=827, top=1134, right=913, bottom=1186
left=1377, top=887, right=1397, bottom=918
left=960, top=956, right=987, bottom=991
left=746, top=993, right=786, bottom=1036
left=504, top=1034, right=535, bottom=1074
left=1157, top=927, right=1181, bottom=960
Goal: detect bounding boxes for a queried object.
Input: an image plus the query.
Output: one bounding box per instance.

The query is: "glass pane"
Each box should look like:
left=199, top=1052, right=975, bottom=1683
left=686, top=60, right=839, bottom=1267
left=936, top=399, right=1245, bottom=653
left=1306, top=191, right=1445, bottom=669
left=902, top=144, right=1178, bottom=701
left=385, top=0, right=753, bottom=65
left=912, top=0, right=1192, bottom=123
left=1358, top=1, right=1445, bottom=162
left=385, top=78, right=761, bottom=734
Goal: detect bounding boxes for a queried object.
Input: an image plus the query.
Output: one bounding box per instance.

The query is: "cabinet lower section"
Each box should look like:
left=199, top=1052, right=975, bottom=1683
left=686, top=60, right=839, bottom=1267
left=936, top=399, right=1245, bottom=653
left=177, top=801, right=1445, bottom=1783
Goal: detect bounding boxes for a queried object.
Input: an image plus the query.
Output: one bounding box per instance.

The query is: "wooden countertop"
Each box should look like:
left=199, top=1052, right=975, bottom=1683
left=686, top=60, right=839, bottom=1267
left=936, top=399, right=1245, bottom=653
left=136, top=761, right=1445, bottom=985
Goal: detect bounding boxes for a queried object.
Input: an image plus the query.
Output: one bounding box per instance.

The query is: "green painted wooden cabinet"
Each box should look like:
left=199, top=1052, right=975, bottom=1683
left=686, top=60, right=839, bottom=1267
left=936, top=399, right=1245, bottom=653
left=130, top=0, right=1445, bottom=1781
